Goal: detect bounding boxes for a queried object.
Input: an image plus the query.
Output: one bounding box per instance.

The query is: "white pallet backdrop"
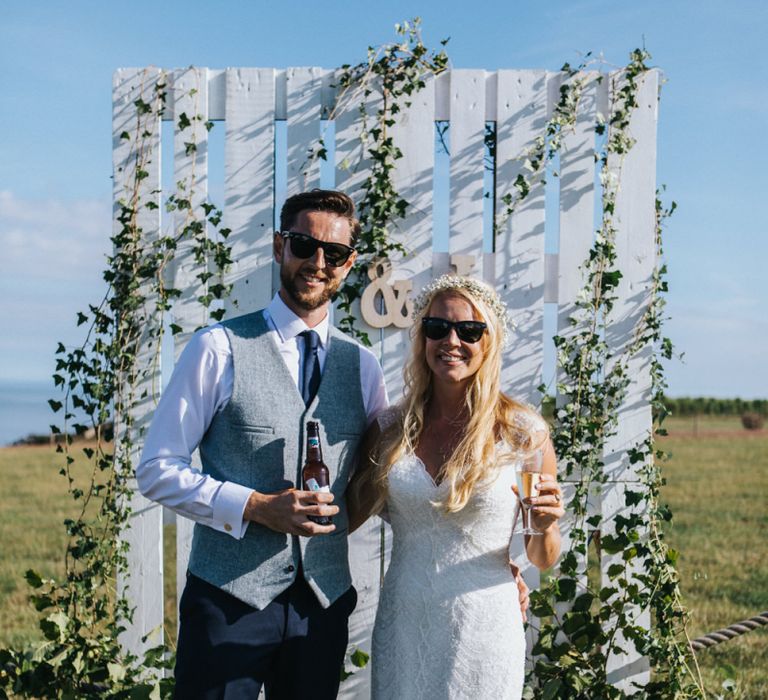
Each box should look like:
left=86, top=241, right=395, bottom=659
left=113, top=65, right=659, bottom=695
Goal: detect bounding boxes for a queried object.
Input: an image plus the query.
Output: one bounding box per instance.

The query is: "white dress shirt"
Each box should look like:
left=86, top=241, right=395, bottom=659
left=136, top=293, right=389, bottom=539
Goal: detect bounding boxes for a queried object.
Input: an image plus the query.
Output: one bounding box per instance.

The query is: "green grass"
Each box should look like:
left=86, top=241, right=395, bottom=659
left=0, top=443, right=97, bottom=647
left=660, top=416, right=768, bottom=697
left=1, top=418, right=766, bottom=695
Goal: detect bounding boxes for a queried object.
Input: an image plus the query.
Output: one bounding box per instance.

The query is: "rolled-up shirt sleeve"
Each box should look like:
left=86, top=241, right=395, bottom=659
left=136, top=326, right=252, bottom=539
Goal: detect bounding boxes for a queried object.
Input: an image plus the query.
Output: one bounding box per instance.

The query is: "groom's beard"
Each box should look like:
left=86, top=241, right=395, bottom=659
left=280, top=262, right=342, bottom=311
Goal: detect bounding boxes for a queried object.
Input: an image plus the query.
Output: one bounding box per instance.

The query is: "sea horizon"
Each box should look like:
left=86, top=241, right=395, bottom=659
left=0, top=379, right=64, bottom=446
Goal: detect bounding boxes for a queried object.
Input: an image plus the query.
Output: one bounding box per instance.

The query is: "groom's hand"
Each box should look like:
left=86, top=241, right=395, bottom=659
left=244, top=488, right=338, bottom=536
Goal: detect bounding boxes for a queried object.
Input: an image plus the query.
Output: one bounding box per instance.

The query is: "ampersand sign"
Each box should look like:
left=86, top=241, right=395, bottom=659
left=360, top=258, right=413, bottom=329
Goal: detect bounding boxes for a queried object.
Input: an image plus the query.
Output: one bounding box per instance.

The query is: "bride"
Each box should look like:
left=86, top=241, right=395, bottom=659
left=349, top=275, right=564, bottom=700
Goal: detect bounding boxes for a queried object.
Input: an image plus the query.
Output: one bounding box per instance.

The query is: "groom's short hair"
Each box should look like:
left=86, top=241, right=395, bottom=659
left=279, top=189, right=361, bottom=246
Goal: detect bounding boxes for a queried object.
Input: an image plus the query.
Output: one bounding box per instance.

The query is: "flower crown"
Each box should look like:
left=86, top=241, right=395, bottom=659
left=411, top=274, right=512, bottom=342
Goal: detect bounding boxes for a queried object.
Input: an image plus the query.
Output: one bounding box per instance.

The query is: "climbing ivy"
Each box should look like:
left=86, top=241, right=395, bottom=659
left=510, top=51, right=703, bottom=698
left=0, top=69, right=233, bottom=698
left=314, top=18, right=449, bottom=343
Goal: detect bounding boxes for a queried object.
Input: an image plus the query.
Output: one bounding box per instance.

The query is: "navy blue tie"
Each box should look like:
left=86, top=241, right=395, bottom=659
left=300, top=330, right=321, bottom=406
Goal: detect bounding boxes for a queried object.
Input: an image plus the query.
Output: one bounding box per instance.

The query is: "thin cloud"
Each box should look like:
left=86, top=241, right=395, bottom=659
left=0, top=191, right=112, bottom=380
left=0, top=190, right=111, bottom=282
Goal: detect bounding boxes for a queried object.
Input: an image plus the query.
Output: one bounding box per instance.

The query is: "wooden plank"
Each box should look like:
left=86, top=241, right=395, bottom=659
left=171, top=67, right=210, bottom=354
left=551, top=71, right=600, bottom=645
left=494, top=69, right=548, bottom=404
left=493, top=68, right=548, bottom=643
left=286, top=67, right=324, bottom=197
left=223, top=68, right=276, bottom=315
left=448, top=69, right=486, bottom=266
left=386, top=75, right=435, bottom=405
left=169, top=67, right=210, bottom=610
left=557, top=73, right=598, bottom=343
left=113, top=67, right=165, bottom=658
left=603, top=69, right=658, bottom=482
left=602, top=69, right=658, bottom=690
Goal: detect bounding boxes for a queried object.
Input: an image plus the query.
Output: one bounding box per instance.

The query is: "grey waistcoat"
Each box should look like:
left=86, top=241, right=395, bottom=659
left=187, top=310, right=368, bottom=610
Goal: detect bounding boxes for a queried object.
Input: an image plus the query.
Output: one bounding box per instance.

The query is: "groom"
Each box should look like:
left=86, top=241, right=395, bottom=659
left=137, top=189, right=388, bottom=698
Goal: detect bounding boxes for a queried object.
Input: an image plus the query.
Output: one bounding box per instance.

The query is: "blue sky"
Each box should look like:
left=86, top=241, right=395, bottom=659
left=1, top=0, right=766, bottom=400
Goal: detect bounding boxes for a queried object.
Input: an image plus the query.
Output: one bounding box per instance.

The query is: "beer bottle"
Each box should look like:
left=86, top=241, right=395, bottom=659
left=302, top=421, right=332, bottom=525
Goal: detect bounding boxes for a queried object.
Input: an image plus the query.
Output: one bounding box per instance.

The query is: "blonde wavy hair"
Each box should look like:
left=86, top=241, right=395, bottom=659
left=355, top=275, right=548, bottom=515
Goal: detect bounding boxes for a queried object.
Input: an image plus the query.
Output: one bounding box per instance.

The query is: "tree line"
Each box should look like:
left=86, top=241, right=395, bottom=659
left=661, top=396, right=767, bottom=417
left=540, top=396, right=767, bottom=419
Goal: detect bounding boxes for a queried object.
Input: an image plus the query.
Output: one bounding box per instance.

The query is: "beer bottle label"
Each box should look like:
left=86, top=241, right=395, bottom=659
left=308, top=436, right=320, bottom=448
left=305, top=478, right=330, bottom=493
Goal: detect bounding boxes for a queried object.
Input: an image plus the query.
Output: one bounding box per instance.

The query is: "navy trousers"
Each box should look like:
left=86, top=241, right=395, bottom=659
left=174, top=574, right=357, bottom=699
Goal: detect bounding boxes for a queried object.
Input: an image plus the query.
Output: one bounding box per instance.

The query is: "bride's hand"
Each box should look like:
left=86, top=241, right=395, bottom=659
left=528, top=474, right=564, bottom=533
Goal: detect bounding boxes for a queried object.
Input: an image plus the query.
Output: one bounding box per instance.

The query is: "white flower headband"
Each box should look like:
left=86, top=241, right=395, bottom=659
left=411, top=274, right=512, bottom=343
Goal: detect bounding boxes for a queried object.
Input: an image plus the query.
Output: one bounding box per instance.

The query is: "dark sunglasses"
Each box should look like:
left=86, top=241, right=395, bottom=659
left=280, top=231, right=355, bottom=267
left=422, top=317, right=487, bottom=343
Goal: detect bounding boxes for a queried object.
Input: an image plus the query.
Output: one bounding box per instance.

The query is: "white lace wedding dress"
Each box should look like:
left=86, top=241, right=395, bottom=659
left=371, top=452, right=526, bottom=700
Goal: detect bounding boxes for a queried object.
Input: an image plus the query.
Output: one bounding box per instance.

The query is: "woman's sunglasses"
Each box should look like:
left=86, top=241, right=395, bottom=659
left=422, top=317, right=487, bottom=344
left=280, top=231, right=355, bottom=267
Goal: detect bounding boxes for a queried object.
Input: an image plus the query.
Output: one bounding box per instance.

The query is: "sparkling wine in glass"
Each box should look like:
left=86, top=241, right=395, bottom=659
left=516, top=450, right=542, bottom=536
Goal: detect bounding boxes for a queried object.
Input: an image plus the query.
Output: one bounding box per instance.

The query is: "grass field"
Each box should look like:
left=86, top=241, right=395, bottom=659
left=659, top=416, right=768, bottom=697
left=0, top=416, right=765, bottom=696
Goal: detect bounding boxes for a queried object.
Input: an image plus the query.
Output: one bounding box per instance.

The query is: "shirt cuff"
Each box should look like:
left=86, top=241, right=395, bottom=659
left=212, top=481, right=254, bottom=539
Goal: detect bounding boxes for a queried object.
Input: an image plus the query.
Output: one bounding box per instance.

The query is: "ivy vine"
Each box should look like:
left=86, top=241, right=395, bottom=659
left=315, top=17, right=449, bottom=343
left=0, top=69, right=233, bottom=698
left=507, top=51, right=704, bottom=699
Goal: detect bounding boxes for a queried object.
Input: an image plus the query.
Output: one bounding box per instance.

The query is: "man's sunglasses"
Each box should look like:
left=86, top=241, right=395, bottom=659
left=422, top=317, right=488, bottom=344
left=280, top=231, right=355, bottom=267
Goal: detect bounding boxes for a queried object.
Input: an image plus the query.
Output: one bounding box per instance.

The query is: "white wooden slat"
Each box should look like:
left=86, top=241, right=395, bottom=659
left=386, top=76, right=436, bottom=404
left=448, top=69, right=486, bottom=267
left=493, top=68, right=548, bottom=647
left=602, top=69, right=658, bottom=690
left=494, top=70, right=548, bottom=404
left=169, top=67, right=210, bottom=610
left=603, top=69, right=658, bottom=482
left=557, top=73, right=598, bottom=340
left=332, top=66, right=378, bottom=347
left=555, top=72, right=599, bottom=487
left=285, top=67, right=324, bottom=197
left=551, top=71, right=600, bottom=645
left=223, top=68, right=276, bottom=315
left=171, top=67, right=210, bottom=354
left=113, top=67, right=165, bottom=657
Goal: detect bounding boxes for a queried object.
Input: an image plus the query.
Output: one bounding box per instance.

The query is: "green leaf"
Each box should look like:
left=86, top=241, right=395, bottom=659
left=572, top=592, right=594, bottom=612
left=555, top=577, right=577, bottom=602
left=542, top=678, right=563, bottom=700
left=24, top=569, right=45, bottom=588
left=350, top=648, right=370, bottom=668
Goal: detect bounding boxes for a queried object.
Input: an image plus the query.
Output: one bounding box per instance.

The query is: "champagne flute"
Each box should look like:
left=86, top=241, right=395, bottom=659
left=515, top=449, right=542, bottom=536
